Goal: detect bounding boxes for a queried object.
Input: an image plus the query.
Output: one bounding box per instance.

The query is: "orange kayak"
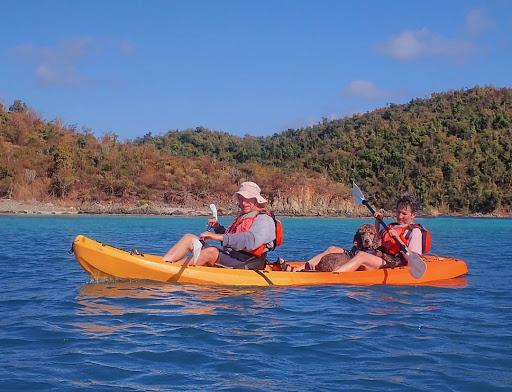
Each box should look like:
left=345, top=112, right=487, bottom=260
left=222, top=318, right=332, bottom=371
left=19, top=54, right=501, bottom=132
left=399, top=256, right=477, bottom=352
left=72, top=235, right=469, bottom=287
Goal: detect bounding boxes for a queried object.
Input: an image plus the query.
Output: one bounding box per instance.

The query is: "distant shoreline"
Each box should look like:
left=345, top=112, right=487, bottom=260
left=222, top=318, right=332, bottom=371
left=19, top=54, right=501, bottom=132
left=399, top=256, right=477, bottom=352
left=0, top=198, right=510, bottom=218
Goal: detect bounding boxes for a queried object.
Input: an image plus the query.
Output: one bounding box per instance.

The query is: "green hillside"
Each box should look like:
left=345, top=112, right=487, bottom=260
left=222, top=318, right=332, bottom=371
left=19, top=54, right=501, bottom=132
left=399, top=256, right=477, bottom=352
left=138, top=87, right=512, bottom=213
left=1, top=86, right=511, bottom=214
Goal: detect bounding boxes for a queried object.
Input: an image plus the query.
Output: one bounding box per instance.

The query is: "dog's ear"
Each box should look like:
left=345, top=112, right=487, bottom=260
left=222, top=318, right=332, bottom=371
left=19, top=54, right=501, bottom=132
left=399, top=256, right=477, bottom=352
left=354, top=228, right=363, bottom=249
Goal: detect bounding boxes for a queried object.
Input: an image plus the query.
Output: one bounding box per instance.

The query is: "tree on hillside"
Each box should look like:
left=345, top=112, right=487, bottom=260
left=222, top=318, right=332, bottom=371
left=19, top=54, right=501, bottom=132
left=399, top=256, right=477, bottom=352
left=9, top=100, right=28, bottom=113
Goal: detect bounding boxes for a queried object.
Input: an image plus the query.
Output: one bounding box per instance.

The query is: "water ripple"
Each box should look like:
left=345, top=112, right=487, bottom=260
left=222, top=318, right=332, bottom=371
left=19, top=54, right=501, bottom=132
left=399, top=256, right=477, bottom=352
left=1, top=216, right=511, bottom=391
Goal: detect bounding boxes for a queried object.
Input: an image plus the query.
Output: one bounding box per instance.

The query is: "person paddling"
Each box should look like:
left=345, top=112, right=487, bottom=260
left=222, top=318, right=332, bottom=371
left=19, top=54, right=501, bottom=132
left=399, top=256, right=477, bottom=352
left=162, top=181, right=279, bottom=270
left=331, top=193, right=430, bottom=273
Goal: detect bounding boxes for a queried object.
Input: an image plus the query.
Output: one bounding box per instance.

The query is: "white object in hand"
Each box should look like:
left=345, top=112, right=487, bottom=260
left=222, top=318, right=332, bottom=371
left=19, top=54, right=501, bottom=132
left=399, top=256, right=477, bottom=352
left=209, top=203, right=218, bottom=220
left=192, top=239, right=202, bottom=265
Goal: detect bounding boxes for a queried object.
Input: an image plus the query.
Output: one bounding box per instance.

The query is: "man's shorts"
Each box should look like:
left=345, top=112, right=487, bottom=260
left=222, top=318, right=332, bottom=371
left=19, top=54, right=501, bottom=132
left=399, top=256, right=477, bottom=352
left=216, top=248, right=267, bottom=270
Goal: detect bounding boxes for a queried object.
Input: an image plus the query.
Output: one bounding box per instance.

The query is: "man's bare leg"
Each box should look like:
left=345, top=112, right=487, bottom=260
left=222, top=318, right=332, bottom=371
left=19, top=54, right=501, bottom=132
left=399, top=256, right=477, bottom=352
left=165, top=245, right=220, bottom=267
left=162, top=233, right=197, bottom=262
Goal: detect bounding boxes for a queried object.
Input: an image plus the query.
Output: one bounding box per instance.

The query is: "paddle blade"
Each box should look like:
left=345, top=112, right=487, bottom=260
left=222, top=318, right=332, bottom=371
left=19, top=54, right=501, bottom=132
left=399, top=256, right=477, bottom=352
left=192, top=239, right=202, bottom=265
left=352, top=182, right=365, bottom=205
left=209, top=203, right=218, bottom=220
left=407, top=252, right=427, bottom=279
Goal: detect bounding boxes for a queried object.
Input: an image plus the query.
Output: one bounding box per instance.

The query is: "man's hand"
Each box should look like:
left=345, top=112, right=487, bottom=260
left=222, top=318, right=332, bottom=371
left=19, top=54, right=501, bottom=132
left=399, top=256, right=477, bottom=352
left=200, top=232, right=223, bottom=242
left=207, top=218, right=220, bottom=228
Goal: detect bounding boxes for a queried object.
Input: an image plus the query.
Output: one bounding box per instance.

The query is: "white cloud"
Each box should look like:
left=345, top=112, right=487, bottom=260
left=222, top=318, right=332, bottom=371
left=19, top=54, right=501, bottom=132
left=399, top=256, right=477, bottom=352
left=36, top=63, right=86, bottom=87
left=119, top=39, right=136, bottom=55
left=378, top=28, right=474, bottom=61
left=10, top=37, right=134, bottom=87
left=465, top=8, right=495, bottom=34
left=343, top=80, right=388, bottom=100
left=13, top=38, right=95, bottom=64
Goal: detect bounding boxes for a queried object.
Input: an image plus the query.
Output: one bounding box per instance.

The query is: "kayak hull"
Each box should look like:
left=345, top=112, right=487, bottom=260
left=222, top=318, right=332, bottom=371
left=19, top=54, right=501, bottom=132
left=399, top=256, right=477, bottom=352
left=72, top=235, right=469, bottom=286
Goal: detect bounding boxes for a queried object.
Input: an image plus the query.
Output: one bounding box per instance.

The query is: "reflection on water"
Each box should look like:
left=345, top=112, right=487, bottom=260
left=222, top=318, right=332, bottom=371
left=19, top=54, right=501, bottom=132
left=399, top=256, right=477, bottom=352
left=421, top=276, right=468, bottom=289
left=79, top=280, right=181, bottom=301
left=71, top=322, right=140, bottom=336
left=344, top=277, right=468, bottom=317
left=78, top=281, right=264, bottom=303
left=74, top=280, right=276, bottom=336
left=74, top=276, right=468, bottom=336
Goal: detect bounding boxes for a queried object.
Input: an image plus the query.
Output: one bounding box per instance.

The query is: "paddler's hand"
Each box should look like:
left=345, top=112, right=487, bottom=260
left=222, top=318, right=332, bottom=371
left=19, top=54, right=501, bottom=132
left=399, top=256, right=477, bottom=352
left=374, top=209, right=385, bottom=221
left=200, top=232, right=223, bottom=242
left=207, top=218, right=220, bottom=229
left=388, top=229, right=405, bottom=246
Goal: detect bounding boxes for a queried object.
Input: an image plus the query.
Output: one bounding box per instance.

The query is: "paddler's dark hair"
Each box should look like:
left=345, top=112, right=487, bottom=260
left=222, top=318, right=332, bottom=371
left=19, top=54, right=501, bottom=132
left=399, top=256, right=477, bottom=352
left=396, top=193, right=421, bottom=213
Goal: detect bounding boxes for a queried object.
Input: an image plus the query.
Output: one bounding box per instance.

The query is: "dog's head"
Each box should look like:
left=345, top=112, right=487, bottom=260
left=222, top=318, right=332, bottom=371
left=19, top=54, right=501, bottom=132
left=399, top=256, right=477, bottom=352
left=353, top=223, right=381, bottom=251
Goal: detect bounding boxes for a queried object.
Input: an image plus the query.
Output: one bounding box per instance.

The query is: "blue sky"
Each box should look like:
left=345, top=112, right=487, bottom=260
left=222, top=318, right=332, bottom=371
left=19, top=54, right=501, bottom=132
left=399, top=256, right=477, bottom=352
left=1, top=1, right=510, bottom=139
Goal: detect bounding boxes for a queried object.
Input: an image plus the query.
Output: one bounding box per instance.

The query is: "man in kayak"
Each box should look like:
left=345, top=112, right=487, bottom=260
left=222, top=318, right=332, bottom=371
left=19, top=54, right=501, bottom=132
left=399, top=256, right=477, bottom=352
left=162, top=181, right=277, bottom=269
left=330, top=193, right=430, bottom=273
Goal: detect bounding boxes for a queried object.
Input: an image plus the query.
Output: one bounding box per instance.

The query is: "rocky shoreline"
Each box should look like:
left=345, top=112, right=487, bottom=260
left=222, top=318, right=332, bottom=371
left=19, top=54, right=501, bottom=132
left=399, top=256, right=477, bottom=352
left=0, top=198, right=510, bottom=218
left=0, top=199, right=206, bottom=216
left=0, top=199, right=357, bottom=217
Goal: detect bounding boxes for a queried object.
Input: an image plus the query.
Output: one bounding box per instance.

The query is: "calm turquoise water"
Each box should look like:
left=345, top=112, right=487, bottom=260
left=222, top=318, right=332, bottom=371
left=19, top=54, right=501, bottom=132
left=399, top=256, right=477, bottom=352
left=1, top=215, right=511, bottom=391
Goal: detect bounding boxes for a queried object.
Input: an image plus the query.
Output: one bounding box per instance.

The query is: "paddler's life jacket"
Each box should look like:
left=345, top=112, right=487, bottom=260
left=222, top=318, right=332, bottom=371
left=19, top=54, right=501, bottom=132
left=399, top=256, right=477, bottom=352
left=225, top=211, right=283, bottom=257
left=380, top=223, right=431, bottom=256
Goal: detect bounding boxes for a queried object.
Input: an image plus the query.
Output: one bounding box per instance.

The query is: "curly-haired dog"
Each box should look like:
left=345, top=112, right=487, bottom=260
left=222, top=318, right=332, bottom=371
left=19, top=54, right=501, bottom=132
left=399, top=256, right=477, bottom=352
left=315, top=223, right=382, bottom=272
left=315, top=252, right=351, bottom=272
left=353, top=223, right=381, bottom=251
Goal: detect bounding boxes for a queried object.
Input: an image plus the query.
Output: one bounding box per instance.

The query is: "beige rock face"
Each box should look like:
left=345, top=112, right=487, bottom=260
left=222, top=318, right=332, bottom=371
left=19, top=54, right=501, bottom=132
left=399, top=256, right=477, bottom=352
left=0, top=199, right=76, bottom=215
left=0, top=185, right=365, bottom=216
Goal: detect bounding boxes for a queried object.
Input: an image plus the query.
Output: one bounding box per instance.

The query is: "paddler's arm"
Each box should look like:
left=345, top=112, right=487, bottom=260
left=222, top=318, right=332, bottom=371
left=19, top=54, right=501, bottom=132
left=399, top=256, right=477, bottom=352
left=389, top=229, right=404, bottom=246
left=374, top=209, right=384, bottom=233
left=389, top=227, right=422, bottom=254
left=218, top=214, right=276, bottom=251
left=200, top=232, right=224, bottom=242
left=198, top=228, right=267, bottom=250
left=407, top=228, right=423, bottom=254
left=389, top=230, right=411, bottom=264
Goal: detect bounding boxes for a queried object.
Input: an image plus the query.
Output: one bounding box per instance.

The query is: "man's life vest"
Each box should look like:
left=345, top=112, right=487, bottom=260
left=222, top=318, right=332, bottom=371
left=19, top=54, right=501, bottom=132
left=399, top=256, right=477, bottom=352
left=380, top=223, right=431, bottom=256
left=225, top=211, right=283, bottom=257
